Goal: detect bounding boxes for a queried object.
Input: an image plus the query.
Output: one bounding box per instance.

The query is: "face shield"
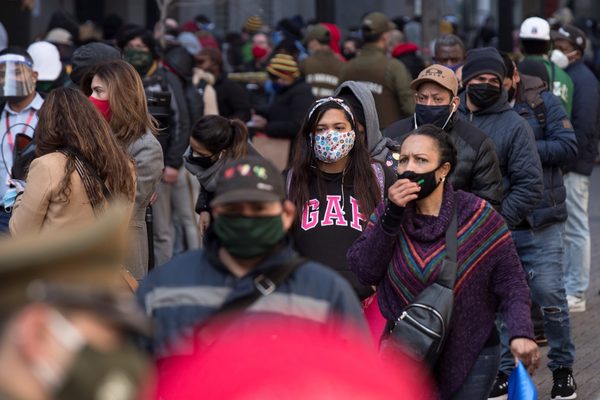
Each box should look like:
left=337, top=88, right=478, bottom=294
left=0, top=54, right=36, bottom=99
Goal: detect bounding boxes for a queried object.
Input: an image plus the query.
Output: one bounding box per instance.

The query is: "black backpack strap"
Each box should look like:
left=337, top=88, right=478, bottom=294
left=436, top=196, right=458, bottom=288
left=218, top=256, right=307, bottom=315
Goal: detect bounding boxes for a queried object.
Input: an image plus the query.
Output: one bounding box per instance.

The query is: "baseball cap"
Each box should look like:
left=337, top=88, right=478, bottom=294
left=0, top=201, right=150, bottom=335
left=410, top=64, right=458, bottom=96
left=27, top=41, right=62, bottom=81
left=519, top=17, right=550, bottom=41
left=211, top=156, right=286, bottom=206
left=361, top=12, right=396, bottom=37
left=304, top=24, right=330, bottom=45
left=551, top=24, right=587, bottom=52
left=45, top=28, right=74, bottom=46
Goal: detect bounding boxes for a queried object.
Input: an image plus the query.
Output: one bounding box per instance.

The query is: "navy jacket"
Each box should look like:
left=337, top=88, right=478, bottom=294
left=458, top=90, right=543, bottom=229
left=136, top=236, right=367, bottom=358
left=564, top=60, right=600, bottom=176
left=513, top=74, right=577, bottom=229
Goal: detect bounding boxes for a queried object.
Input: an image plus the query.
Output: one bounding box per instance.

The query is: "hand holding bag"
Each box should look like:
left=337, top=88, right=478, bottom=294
left=508, top=361, right=538, bottom=400
left=380, top=199, right=457, bottom=368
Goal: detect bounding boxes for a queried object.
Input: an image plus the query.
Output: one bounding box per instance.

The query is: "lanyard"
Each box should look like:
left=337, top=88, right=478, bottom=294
left=5, top=109, right=36, bottom=152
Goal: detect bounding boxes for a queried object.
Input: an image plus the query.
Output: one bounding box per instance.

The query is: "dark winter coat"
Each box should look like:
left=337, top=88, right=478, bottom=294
left=256, top=79, right=315, bottom=139
left=458, top=90, right=543, bottom=229
left=564, top=60, right=600, bottom=176
left=214, top=74, right=252, bottom=122
left=513, top=74, right=577, bottom=229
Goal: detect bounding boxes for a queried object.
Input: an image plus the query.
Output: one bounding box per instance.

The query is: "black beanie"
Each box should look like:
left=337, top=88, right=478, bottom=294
left=462, top=47, right=506, bottom=85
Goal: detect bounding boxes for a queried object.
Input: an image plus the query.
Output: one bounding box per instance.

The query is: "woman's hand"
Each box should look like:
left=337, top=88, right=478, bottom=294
left=510, top=338, right=540, bottom=375
left=162, top=166, right=179, bottom=184
left=387, top=179, right=420, bottom=208
left=198, top=211, right=211, bottom=236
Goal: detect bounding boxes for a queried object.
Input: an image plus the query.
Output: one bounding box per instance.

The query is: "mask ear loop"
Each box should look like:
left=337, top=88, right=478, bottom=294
left=441, top=102, right=456, bottom=130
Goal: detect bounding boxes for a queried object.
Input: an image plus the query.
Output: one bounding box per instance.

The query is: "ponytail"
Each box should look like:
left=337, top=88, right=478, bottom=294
left=228, top=119, right=249, bottom=159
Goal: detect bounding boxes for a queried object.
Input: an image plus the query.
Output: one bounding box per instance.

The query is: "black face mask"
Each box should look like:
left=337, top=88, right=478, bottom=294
left=467, top=83, right=501, bottom=109
left=397, top=168, right=441, bottom=200
left=414, top=103, right=455, bottom=130
left=186, top=153, right=218, bottom=169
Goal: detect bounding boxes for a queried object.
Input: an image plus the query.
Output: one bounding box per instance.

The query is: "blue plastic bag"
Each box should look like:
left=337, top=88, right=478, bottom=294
left=508, top=361, right=538, bottom=400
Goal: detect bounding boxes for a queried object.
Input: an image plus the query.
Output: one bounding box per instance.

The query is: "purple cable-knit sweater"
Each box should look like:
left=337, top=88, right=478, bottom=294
left=347, top=184, right=534, bottom=399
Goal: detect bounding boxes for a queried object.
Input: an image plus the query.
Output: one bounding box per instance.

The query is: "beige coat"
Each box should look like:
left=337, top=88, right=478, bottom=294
left=10, top=152, right=100, bottom=235
left=9, top=152, right=135, bottom=237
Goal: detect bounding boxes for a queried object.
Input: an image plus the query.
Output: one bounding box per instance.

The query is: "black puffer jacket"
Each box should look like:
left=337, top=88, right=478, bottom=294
left=513, top=74, right=577, bottom=229
left=384, top=115, right=503, bottom=209
left=458, top=90, right=543, bottom=229
left=214, top=74, right=252, bottom=122
left=256, top=79, right=315, bottom=139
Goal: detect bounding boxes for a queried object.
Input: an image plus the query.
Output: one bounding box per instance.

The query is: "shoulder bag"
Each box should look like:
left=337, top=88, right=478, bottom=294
left=380, top=198, right=458, bottom=368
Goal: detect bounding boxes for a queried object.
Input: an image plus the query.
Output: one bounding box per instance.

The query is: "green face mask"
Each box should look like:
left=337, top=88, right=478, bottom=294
left=123, top=49, right=154, bottom=76
left=213, top=215, right=285, bottom=259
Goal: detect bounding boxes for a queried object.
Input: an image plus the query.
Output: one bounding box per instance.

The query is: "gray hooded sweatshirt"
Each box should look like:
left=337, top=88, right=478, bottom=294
left=334, top=81, right=395, bottom=163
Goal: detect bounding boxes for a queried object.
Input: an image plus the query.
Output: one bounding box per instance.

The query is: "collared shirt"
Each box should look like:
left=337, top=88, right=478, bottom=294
left=0, top=92, right=44, bottom=205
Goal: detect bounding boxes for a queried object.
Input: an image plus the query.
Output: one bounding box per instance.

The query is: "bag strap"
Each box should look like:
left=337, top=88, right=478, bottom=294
left=436, top=196, right=458, bottom=288
left=218, top=256, right=307, bottom=315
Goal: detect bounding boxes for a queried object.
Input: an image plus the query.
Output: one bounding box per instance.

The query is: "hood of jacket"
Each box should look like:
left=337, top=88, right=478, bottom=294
left=391, top=42, right=419, bottom=57
left=515, top=73, right=546, bottom=107
left=333, top=81, right=391, bottom=163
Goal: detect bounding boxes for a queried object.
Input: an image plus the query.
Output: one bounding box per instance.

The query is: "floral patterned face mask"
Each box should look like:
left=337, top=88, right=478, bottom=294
left=312, top=129, right=356, bottom=163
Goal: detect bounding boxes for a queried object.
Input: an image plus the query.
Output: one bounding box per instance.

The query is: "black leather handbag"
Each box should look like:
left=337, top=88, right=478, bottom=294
left=381, top=200, right=458, bottom=368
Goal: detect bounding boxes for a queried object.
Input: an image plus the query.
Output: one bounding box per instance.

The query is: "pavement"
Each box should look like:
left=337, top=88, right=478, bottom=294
left=532, top=166, right=600, bottom=400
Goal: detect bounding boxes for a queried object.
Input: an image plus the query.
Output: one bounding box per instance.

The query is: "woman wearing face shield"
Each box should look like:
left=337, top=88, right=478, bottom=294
left=347, top=124, right=539, bottom=399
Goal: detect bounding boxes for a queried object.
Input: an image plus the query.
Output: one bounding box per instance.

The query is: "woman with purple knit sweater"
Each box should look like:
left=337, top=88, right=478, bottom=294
left=347, top=124, right=540, bottom=399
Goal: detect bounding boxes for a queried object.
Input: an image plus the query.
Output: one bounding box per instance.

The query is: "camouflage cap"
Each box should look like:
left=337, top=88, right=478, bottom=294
left=0, top=201, right=150, bottom=334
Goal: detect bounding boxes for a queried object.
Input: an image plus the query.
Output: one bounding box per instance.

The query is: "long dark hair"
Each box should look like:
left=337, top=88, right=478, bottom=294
left=35, top=87, right=136, bottom=205
left=191, top=115, right=248, bottom=159
left=288, top=100, right=381, bottom=221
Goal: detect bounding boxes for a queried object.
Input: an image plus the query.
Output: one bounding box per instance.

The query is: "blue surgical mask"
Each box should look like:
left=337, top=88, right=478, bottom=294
left=2, top=188, right=18, bottom=211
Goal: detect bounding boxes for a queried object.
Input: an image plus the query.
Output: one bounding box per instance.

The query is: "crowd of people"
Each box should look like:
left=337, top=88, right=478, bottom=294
left=0, top=7, right=598, bottom=400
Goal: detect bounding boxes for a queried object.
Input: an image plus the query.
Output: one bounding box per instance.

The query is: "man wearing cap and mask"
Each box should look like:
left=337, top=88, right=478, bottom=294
left=0, top=47, right=44, bottom=233
left=340, top=12, right=414, bottom=129
left=552, top=25, right=600, bottom=317
left=136, top=156, right=367, bottom=358
left=489, top=53, right=579, bottom=400
left=518, top=17, right=574, bottom=117
left=457, top=47, right=543, bottom=230
left=0, top=203, right=151, bottom=400
left=384, top=64, right=503, bottom=209
left=300, top=23, right=344, bottom=98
